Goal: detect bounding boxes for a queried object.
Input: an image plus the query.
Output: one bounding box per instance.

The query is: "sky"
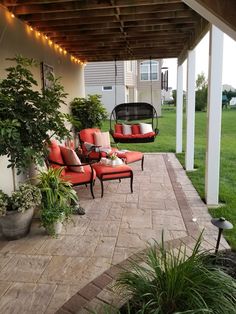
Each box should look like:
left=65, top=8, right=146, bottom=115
left=162, top=32, right=236, bottom=90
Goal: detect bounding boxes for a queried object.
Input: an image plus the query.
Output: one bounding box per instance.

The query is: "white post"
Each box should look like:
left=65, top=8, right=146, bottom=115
left=205, top=25, right=224, bottom=206
left=176, top=63, right=183, bottom=153
left=185, top=50, right=196, bottom=171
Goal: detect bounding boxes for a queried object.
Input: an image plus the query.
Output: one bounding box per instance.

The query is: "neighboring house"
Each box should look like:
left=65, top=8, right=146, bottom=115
left=85, top=59, right=163, bottom=116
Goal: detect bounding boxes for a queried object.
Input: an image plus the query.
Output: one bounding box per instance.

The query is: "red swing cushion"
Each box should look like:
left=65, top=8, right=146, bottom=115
left=113, top=124, right=155, bottom=139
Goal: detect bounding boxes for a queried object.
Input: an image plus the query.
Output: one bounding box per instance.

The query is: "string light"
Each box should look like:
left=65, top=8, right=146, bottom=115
left=6, top=8, right=81, bottom=66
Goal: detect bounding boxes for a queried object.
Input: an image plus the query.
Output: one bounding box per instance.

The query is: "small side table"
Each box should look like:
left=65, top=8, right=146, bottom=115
left=92, top=163, right=133, bottom=197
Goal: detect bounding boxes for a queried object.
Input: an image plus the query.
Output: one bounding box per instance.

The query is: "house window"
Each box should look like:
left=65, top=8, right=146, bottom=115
left=140, top=60, right=159, bottom=81
left=102, top=86, right=113, bottom=91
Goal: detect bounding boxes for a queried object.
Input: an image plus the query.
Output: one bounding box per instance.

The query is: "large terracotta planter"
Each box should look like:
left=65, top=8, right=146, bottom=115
left=0, top=207, right=34, bottom=240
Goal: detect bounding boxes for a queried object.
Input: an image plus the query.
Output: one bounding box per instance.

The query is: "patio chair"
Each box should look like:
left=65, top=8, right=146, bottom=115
left=46, top=140, right=96, bottom=198
left=78, top=128, right=144, bottom=170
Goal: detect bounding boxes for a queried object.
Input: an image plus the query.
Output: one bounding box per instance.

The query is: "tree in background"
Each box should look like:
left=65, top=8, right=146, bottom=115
left=195, top=72, right=208, bottom=111
left=172, top=89, right=176, bottom=106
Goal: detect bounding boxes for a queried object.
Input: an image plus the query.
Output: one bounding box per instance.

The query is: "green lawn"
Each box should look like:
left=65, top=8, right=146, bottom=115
left=102, top=108, right=236, bottom=250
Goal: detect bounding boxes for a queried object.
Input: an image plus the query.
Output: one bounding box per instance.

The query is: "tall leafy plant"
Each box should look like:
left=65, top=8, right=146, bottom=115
left=0, top=55, right=70, bottom=182
left=70, top=94, right=108, bottom=131
left=37, top=167, right=78, bottom=236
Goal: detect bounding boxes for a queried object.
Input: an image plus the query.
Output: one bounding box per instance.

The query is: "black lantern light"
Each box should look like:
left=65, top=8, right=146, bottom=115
left=211, top=217, right=233, bottom=253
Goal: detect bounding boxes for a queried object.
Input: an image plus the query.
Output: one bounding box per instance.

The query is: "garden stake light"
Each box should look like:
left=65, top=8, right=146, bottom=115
left=211, top=217, right=233, bottom=253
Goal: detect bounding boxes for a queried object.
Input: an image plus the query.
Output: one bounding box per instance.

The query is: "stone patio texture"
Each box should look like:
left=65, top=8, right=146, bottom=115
left=0, top=153, right=230, bottom=314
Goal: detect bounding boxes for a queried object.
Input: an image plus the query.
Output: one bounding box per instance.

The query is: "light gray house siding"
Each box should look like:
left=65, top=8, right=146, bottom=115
left=85, top=59, right=162, bottom=115
left=85, top=61, right=125, bottom=113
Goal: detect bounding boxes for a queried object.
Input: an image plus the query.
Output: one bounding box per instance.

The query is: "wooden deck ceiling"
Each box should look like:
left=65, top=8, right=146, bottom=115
left=1, top=0, right=209, bottom=62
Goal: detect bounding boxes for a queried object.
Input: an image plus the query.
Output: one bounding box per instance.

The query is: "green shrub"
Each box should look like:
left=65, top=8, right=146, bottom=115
left=70, top=94, right=108, bottom=131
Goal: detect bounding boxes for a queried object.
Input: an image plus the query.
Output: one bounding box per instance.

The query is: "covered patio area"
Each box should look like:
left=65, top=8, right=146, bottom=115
left=0, top=154, right=229, bottom=313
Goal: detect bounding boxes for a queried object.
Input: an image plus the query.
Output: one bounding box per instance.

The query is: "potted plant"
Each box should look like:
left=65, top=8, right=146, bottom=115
left=70, top=94, right=108, bottom=131
left=0, top=184, right=41, bottom=240
left=106, top=152, right=123, bottom=166
left=0, top=55, right=72, bottom=238
left=37, top=167, right=78, bottom=237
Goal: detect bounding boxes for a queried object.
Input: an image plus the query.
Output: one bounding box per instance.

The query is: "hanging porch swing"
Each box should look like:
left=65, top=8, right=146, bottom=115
left=109, top=59, right=159, bottom=144
left=109, top=102, right=159, bottom=143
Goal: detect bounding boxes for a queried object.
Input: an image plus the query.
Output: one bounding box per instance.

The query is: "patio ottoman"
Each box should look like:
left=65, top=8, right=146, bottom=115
left=117, top=151, right=144, bottom=170
left=92, top=162, right=133, bottom=197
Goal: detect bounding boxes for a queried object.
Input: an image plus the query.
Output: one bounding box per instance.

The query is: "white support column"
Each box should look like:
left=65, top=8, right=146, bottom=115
left=205, top=25, right=224, bottom=206
left=176, top=63, right=183, bottom=153
left=185, top=50, right=196, bottom=171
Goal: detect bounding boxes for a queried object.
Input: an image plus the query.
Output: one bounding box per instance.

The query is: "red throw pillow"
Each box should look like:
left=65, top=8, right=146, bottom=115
left=114, top=124, right=122, bottom=134
left=132, top=124, right=141, bottom=135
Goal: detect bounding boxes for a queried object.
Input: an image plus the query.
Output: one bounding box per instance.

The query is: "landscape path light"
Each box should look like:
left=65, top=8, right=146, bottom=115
left=211, top=217, right=233, bottom=253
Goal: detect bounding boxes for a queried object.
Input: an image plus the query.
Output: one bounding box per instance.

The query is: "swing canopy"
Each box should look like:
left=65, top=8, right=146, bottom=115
left=110, top=102, right=159, bottom=143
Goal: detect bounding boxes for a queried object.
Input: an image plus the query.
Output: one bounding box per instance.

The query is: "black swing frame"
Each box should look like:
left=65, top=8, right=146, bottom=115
left=109, top=102, right=159, bottom=143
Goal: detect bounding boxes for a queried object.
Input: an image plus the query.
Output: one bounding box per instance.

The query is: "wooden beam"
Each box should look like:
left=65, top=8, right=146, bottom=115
left=183, top=0, right=236, bottom=41
left=4, top=0, right=184, bottom=14
left=17, top=3, right=189, bottom=20
left=29, top=15, right=198, bottom=29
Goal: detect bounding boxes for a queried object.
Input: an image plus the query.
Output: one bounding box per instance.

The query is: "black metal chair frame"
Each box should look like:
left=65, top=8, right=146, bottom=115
left=46, top=159, right=96, bottom=199
left=110, top=102, right=159, bottom=143
left=77, top=134, right=102, bottom=162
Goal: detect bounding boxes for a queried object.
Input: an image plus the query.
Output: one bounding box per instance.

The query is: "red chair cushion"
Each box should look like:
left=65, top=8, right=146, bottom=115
left=92, top=163, right=132, bottom=180
left=63, top=165, right=96, bottom=185
left=79, top=128, right=100, bottom=145
left=114, top=124, right=122, bottom=134
left=48, top=140, right=66, bottom=175
left=131, top=124, right=141, bottom=135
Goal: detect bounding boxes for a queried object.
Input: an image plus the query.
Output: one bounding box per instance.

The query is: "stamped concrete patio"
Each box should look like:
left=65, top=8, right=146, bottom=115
left=0, top=153, right=229, bottom=313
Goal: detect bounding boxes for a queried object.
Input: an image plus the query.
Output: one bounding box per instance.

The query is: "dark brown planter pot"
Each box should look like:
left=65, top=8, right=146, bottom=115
left=0, top=207, right=34, bottom=240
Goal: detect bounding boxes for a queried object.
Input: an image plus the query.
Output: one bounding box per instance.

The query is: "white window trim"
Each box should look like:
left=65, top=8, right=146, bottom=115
left=140, top=60, right=159, bottom=81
